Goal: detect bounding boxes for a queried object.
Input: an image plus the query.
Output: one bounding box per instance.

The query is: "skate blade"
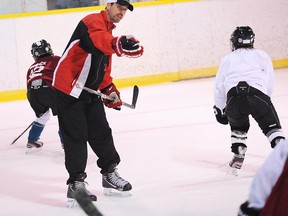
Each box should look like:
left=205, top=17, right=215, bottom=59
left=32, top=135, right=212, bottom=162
left=219, top=161, right=240, bottom=177
left=218, top=161, right=229, bottom=168
left=224, top=166, right=240, bottom=176
left=66, top=198, right=79, bottom=208
left=231, top=168, right=238, bottom=176
left=25, top=147, right=43, bottom=154
left=103, top=188, right=132, bottom=197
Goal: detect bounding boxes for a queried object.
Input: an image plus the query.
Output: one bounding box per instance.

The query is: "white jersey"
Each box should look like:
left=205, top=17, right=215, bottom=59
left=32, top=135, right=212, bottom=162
left=214, top=48, right=275, bottom=110
left=248, top=139, right=288, bottom=209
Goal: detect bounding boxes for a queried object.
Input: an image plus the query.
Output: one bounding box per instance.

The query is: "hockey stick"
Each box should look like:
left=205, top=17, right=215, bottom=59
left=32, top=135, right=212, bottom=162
left=74, top=188, right=103, bottom=216
left=11, top=122, right=33, bottom=145
left=76, top=84, right=139, bottom=109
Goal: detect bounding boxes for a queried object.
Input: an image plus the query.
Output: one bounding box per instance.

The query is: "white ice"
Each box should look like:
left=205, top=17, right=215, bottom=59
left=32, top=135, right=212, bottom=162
left=1, top=68, right=287, bottom=216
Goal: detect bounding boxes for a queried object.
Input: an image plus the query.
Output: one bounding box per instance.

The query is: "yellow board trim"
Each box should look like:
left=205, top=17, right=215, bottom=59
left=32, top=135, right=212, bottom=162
left=0, top=89, right=27, bottom=102
left=0, top=0, right=200, bottom=19
left=1, top=58, right=287, bottom=102
left=114, top=58, right=288, bottom=88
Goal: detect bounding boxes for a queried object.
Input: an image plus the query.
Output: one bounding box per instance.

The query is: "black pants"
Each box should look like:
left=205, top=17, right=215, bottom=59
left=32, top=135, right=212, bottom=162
left=226, top=82, right=282, bottom=136
left=55, top=90, right=120, bottom=184
left=27, top=85, right=57, bottom=117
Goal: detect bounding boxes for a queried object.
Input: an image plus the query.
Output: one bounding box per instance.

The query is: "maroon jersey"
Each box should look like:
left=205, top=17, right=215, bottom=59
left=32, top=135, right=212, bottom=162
left=26, top=55, right=61, bottom=88
left=260, top=156, right=288, bottom=216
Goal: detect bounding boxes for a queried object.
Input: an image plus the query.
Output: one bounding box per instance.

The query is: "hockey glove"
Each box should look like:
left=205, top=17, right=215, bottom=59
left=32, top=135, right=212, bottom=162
left=112, top=35, right=144, bottom=58
left=213, top=105, right=228, bottom=125
left=101, top=83, right=122, bottom=110
left=238, top=201, right=262, bottom=216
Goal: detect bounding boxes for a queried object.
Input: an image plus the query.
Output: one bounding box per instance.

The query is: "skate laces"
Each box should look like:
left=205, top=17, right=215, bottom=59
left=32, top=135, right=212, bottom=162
left=229, top=146, right=247, bottom=169
left=229, top=155, right=244, bottom=169
left=105, top=169, right=128, bottom=187
left=72, top=181, right=93, bottom=196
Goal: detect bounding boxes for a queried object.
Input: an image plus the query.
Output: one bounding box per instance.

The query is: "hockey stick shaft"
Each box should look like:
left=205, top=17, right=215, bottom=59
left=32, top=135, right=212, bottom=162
left=74, top=188, right=103, bottom=216
left=11, top=122, right=33, bottom=145
left=77, top=84, right=138, bottom=109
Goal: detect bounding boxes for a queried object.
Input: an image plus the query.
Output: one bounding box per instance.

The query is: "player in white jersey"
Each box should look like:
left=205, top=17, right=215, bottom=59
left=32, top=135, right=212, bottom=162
left=213, top=26, right=285, bottom=171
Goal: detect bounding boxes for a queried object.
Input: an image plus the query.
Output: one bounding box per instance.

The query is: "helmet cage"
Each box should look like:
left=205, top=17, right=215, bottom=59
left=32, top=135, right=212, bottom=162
left=31, top=39, right=54, bottom=61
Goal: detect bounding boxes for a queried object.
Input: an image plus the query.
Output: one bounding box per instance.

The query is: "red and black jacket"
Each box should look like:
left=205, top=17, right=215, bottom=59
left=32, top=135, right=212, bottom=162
left=53, top=10, right=116, bottom=98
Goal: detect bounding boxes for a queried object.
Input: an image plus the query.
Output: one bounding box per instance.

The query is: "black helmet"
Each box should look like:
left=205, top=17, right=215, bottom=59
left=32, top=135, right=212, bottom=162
left=230, top=26, right=255, bottom=51
left=31, top=39, right=54, bottom=61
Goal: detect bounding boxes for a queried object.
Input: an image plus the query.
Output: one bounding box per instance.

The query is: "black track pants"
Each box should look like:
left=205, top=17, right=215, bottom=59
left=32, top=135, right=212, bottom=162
left=55, top=90, right=120, bottom=184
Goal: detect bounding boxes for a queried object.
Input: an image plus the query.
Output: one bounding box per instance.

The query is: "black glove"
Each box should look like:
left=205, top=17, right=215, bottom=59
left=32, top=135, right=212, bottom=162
left=238, top=201, right=262, bottom=216
left=213, top=105, right=228, bottom=125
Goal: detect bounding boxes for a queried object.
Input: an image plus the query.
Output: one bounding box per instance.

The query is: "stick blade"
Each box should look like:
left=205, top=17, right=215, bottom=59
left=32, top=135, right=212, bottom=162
left=11, top=139, right=18, bottom=145
left=132, top=85, right=139, bottom=108
left=74, top=188, right=103, bottom=216
left=11, top=122, right=34, bottom=145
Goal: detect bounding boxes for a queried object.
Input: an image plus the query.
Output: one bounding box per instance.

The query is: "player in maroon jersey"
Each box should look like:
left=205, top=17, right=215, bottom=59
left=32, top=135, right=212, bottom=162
left=26, top=39, right=61, bottom=154
left=238, top=139, right=288, bottom=216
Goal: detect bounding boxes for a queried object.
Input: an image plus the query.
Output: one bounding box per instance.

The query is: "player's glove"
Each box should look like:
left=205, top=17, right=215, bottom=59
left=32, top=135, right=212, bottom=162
left=213, top=105, right=228, bottom=125
left=112, top=35, right=144, bottom=58
left=101, top=83, right=122, bottom=110
left=238, top=201, right=262, bottom=216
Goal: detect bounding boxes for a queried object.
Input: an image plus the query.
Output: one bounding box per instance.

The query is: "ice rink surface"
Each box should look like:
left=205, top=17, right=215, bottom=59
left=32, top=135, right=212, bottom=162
left=1, top=68, right=287, bottom=216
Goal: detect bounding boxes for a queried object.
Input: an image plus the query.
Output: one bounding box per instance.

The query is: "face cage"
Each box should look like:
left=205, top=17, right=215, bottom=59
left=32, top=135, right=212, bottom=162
left=31, top=46, right=53, bottom=61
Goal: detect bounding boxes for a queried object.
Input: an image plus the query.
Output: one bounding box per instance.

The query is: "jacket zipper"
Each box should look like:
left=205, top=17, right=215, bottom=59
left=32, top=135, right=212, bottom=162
left=91, top=55, right=103, bottom=86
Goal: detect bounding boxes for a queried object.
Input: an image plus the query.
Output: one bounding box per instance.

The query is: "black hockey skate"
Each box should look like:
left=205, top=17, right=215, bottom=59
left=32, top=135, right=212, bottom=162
left=66, top=175, right=97, bottom=208
left=229, top=146, right=247, bottom=176
left=229, top=146, right=247, bottom=169
left=26, top=140, right=43, bottom=154
left=229, top=154, right=245, bottom=169
left=102, top=164, right=132, bottom=197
